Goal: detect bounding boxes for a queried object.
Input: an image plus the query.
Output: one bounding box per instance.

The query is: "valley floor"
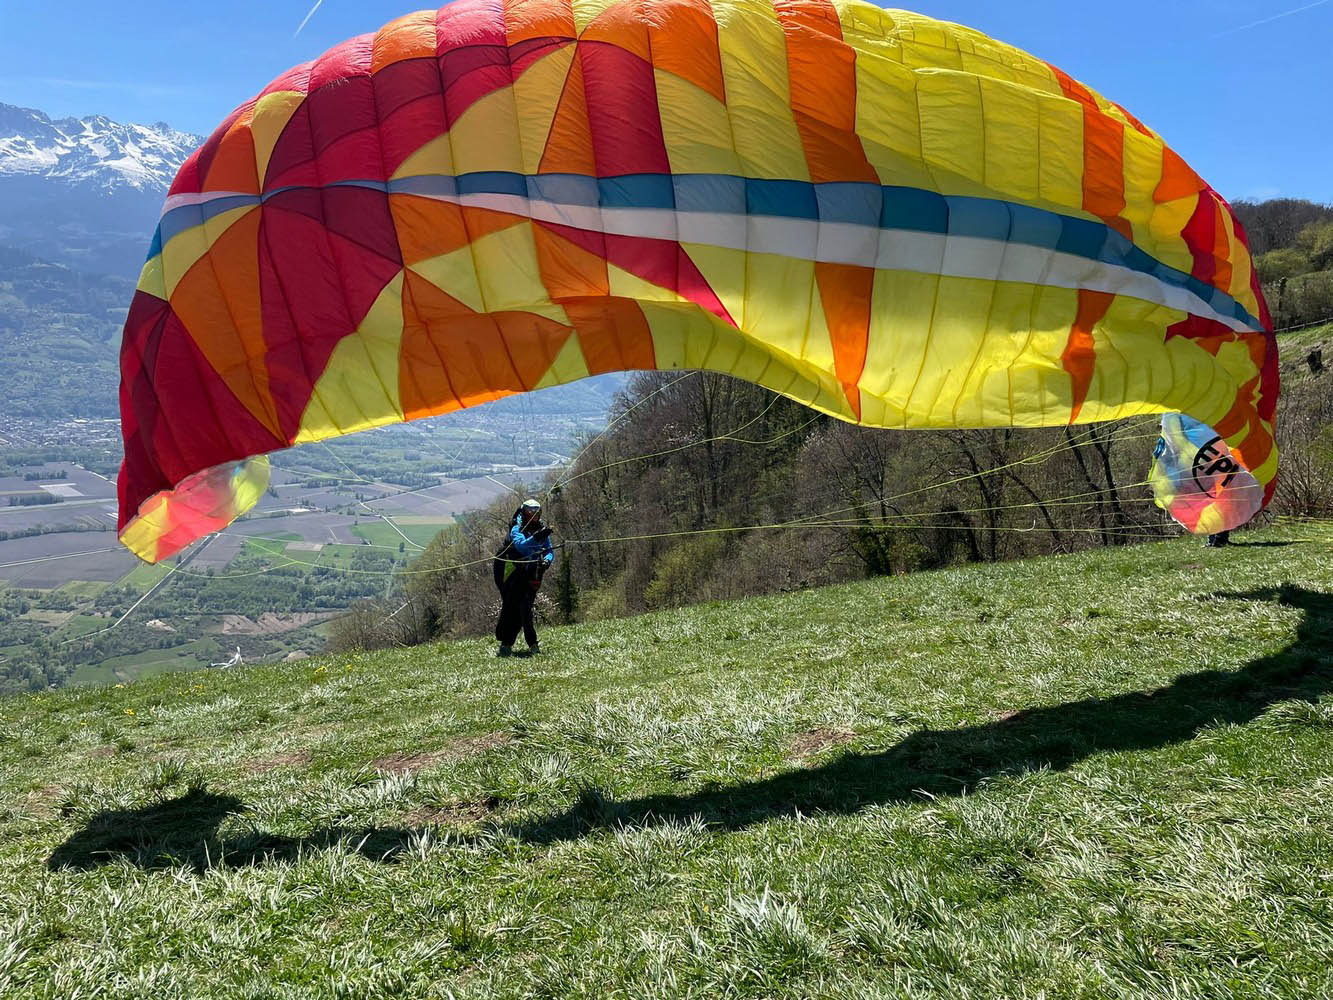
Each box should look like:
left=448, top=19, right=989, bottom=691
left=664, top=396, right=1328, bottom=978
left=2, top=523, right=1332, bottom=998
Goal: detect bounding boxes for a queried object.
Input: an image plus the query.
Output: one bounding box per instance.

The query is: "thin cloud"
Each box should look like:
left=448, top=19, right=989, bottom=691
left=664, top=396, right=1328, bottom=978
left=1210, top=0, right=1333, bottom=39
left=295, top=0, right=325, bottom=37
left=0, top=77, right=198, bottom=99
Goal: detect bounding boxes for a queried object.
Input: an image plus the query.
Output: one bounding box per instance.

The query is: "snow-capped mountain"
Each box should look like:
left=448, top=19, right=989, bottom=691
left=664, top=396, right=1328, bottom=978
left=0, top=103, right=200, bottom=193
left=0, top=103, right=201, bottom=277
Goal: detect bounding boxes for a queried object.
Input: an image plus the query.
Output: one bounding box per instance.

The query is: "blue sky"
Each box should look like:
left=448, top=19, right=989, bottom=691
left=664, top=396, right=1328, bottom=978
left=2, top=0, right=1328, bottom=202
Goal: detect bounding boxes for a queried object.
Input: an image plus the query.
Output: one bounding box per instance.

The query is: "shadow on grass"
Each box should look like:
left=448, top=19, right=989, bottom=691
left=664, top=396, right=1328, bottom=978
left=516, top=585, right=1333, bottom=843
left=48, top=586, right=1332, bottom=870
left=47, top=786, right=421, bottom=872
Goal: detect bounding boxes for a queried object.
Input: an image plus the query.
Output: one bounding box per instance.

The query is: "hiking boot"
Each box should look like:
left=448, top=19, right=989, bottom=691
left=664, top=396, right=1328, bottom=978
left=497, top=645, right=512, bottom=658
left=528, top=642, right=542, bottom=655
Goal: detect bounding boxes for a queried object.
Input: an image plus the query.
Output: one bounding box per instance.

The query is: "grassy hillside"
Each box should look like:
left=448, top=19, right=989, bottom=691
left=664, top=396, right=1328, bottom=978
left=2, top=525, right=1332, bottom=997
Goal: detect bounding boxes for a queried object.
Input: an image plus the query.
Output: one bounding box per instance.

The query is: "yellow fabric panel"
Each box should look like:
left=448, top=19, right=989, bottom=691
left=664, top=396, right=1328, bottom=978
left=655, top=71, right=745, bottom=176
left=835, top=2, right=905, bottom=58
left=1035, top=91, right=1086, bottom=217
left=408, top=245, right=486, bottom=314
left=163, top=205, right=253, bottom=299
left=1146, top=195, right=1203, bottom=278
left=570, top=0, right=623, bottom=33
left=137, top=254, right=167, bottom=300
left=681, top=243, right=748, bottom=332
left=955, top=282, right=1073, bottom=428
left=392, top=133, right=457, bottom=180
left=512, top=46, right=578, bottom=176
left=249, top=91, right=305, bottom=186
left=447, top=83, right=525, bottom=177
left=859, top=268, right=942, bottom=424
left=915, top=70, right=988, bottom=196
left=738, top=251, right=820, bottom=371
left=1121, top=126, right=1164, bottom=245
left=1217, top=208, right=1258, bottom=316
left=853, top=52, right=935, bottom=190
left=640, top=301, right=852, bottom=418
left=297, top=273, right=407, bottom=443
left=714, top=0, right=811, bottom=182
left=533, top=331, right=592, bottom=389
left=999, top=284, right=1081, bottom=428
left=1074, top=295, right=1178, bottom=424
left=902, top=274, right=997, bottom=426
left=978, top=76, right=1041, bottom=205
left=468, top=223, right=552, bottom=313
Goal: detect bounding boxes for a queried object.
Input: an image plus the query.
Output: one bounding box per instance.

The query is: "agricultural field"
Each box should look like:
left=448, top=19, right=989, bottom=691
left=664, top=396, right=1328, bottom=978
left=0, top=441, right=542, bottom=692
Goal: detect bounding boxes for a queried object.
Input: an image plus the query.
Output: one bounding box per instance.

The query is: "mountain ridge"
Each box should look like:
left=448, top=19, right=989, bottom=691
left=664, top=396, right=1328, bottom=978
left=0, top=102, right=198, bottom=277
left=0, top=102, right=200, bottom=194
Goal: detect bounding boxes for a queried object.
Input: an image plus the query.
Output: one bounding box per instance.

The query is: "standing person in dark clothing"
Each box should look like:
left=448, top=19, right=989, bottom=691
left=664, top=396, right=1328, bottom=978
left=493, top=498, right=554, bottom=656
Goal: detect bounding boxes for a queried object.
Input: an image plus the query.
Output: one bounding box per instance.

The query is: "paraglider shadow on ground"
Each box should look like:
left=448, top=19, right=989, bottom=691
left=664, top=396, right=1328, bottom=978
left=45, top=786, right=419, bottom=873
left=48, top=586, right=1333, bottom=871
left=517, top=585, right=1333, bottom=842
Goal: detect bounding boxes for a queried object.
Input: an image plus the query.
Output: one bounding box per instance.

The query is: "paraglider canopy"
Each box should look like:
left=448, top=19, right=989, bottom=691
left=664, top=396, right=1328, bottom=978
left=116, top=0, right=1277, bottom=563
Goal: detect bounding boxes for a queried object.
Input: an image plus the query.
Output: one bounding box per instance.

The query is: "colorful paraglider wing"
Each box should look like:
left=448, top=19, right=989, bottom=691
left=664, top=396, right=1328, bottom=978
left=1150, top=414, right=1264, bottom=534
left=116, top=0, right=1278, bottom=562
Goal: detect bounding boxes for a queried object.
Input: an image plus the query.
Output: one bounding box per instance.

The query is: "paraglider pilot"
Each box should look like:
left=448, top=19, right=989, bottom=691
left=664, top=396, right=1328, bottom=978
left=494, top=498, right=554, bottom=656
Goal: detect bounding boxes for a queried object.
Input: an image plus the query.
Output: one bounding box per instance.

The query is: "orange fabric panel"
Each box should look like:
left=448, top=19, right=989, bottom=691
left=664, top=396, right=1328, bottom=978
left=538, top=53, right=598, bottom=174
left=579, top=0, right=653, bottom=61
left=774, top=0, right=877, bottom=185
left=371, top=12, right=438, bottom=73
left=1155, top=146, right=1206, bottom=203
left=399, top=270, right=573, bottom=417
left=563, top=297, right=657, bottom=374
left=390, top=196, right=525, bottom=265
left=648, top=0, right=726, bottom=103
left=533, top=225, right=611, bottom=300
left=505, top=0, right=577, bottom=43
left=169, top=209, right=282, bottom=438
left=400, top=271, right=499, bottom=418
left=814, top=260, right=874, bottom=418
left=202, top=124, right=260, bottom=194
left=1061, top=289, right=1115, bottom=422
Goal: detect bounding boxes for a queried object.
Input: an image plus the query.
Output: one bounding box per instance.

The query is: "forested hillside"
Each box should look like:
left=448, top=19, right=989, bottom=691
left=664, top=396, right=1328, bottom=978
left=1234, top=198, right=1333, bottom=330
left=0, top=246, right=129, bottom=419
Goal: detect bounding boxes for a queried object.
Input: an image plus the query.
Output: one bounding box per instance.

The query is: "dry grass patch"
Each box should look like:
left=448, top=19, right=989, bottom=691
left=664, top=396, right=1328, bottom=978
left=789, top=727, right=854, bottom=762
left=372, top=730, right=510, bottom=774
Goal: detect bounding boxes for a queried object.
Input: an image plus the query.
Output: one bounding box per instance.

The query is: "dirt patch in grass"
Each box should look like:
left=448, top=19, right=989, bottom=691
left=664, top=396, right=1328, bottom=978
left=22, top=785, right=64, bottom=819
left=222, top=613, right=335, bottom=636
left=790, top=727, right=855, bottom=762
left=245, top=750, right=313, bottom=775
left=372, top=731, right=510, bottom=774
left=403, top=797, right=499, bottom=827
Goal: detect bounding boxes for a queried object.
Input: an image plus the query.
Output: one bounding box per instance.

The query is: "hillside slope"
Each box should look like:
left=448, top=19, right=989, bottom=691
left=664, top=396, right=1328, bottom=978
left=3, top=528, right=1333, bottom=997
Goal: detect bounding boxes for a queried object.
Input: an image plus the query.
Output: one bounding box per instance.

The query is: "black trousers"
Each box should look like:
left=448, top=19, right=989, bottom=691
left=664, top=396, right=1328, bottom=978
left=496, top=572, right=538, bottom=647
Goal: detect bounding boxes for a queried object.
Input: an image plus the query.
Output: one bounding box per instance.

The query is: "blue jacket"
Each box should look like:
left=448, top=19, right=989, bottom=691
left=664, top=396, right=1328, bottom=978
left=506, top=517, right=554, bottom=570
left=509, top=518, right=554, bottom=568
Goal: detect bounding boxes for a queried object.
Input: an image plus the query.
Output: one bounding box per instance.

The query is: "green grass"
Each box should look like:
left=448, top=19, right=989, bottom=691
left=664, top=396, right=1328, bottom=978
left=1276, top=320, right=1332, bottom=356
left=68, top=639, right=225, bottom=686
left=55, top=614, right=105, bottom=639
left=58, top=581, right=110, bottom=599
left=352, top=518, right=452, bottom=549
left=117, top=560, right=174, bottom=593
left=2, top=525, right=1333, bottom=997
